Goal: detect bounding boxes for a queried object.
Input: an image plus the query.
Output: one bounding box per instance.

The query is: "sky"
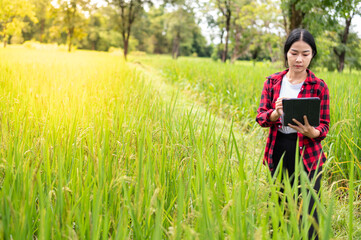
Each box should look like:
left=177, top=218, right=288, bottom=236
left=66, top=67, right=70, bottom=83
left=352, top=15, right=361, bottom=38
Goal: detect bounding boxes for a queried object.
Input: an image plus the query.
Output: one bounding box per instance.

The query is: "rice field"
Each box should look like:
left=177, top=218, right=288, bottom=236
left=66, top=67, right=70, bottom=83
left=137, top=55, right=361, bottom=183
left=0, top=47, right=360, bottom=239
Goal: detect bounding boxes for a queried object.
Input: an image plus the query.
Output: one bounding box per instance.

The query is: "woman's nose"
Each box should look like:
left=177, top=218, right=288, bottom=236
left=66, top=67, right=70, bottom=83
left=296, top=55, right=302, bottom=62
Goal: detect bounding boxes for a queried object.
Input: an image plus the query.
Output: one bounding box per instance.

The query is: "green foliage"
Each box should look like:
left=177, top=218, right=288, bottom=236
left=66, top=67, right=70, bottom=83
left=144, top=6, right=169, bottom=54
left=24, top=0, right=53, bottom=42
left=79, top=6, right=122, bottom=51
left=107, top=0, right=152, bottom=59
left=56, top=0, right=90, bottom=51
left=211, top=44, right=221, bottom=61
left=164, top=4, right=199, bottom=58
left=190, top=27, right=212, bottom=57
left=0, top=0, right=37, bottom=46
left=315, top=31, right=361, bottom=72
left=131, top=11, right=152, bottom=52
left=0, top=0, right=360, bottom=69
left=96, top=30, right=122, bottom=51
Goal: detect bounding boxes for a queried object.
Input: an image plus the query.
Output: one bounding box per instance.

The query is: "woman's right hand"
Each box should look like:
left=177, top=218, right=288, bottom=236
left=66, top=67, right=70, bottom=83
left=270, top=97, right=286, bottom=121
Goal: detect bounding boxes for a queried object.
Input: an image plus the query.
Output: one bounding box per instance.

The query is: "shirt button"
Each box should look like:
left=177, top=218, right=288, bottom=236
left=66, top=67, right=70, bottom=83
left=300, top=147, right=303, bottom=149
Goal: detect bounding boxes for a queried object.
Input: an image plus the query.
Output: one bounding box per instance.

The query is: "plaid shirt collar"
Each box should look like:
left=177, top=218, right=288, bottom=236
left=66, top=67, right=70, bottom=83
left=268, top=69, right=318, bottom=85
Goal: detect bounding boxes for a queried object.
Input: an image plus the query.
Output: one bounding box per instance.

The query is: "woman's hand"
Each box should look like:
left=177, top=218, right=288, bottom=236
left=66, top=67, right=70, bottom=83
left=270, top=97, right=286, bottom=121
left=288, top=115, right=320, bottom=138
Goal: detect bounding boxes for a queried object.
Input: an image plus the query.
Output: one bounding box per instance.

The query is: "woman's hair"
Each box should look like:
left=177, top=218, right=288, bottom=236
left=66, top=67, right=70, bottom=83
left=284, top=28, right=317, bottom=68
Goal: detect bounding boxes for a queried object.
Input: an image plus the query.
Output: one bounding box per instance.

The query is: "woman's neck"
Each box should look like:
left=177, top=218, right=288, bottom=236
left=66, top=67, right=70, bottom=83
left=286, top=70, right=307, bottom=84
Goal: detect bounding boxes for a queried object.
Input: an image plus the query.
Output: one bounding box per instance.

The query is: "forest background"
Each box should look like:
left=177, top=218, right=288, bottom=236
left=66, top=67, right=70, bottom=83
left=1, top=0, right=361, bottom=72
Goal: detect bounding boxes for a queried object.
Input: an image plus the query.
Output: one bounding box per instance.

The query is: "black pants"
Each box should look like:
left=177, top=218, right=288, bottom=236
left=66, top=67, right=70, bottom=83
left=271, top=131, right=322, bottom=240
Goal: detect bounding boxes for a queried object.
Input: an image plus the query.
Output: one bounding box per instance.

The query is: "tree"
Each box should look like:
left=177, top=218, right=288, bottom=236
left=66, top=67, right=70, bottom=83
left=281, top=0, right=361, bottom=72
left=55, top=0, right=89, bottom=52
left=165, top=4, right=197, bottom=58
left=146, top=6, right=169, bottom=54
left=317, top=30, right=361, bottom=72
left=0, top=0, right=37, bottom=47
left=81, top=6, right=123, bottom=51
left=32, top=0, right=52, bottom=42
left=280, top=0, right=329, bottom=35
left=229, top=0, right=282, bottom=63
left=283, top=0, right=304, bottom=33
left=281, top=0, right=307, bottom=34
left=332, top=0, right=361, bottom=72
left=230, top=0, right=254, bottom=63
left=87, top=12, right=102, bottom=50
left=217, top=0, right=232, bottom=62
left=130, top=7, right=152, bottom=53
left=190, top=26, right=211, bottom=57
left=20, top=0, right=52, bottom=42
left=106, top=0, right=152, bottom=60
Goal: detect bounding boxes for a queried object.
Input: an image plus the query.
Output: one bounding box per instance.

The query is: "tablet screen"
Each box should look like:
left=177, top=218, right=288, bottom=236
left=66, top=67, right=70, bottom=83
left=282, top=97, right=320, bottom=126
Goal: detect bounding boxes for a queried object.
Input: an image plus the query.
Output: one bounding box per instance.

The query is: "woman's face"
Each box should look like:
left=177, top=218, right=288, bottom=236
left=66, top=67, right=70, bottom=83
left=287, top=40, right=313, bottom=73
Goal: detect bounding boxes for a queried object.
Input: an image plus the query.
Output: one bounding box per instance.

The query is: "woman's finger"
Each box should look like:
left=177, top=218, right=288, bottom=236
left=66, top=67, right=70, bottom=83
left=303, top=115, right=310, bottom=126
left=291, top=118, right=303, bottom=127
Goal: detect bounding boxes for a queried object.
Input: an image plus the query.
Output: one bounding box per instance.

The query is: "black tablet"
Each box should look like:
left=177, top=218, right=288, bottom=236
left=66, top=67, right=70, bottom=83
left=282, top=97, right=321, bottom=126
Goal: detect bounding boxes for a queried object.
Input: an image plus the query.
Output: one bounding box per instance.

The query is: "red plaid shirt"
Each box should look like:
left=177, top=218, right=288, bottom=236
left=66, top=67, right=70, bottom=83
left=256, top=69, right=330, bottom=171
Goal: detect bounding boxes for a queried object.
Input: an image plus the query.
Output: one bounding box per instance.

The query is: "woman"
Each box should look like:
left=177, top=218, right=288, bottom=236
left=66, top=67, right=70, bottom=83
left=256, top=28, right=330, bottom=239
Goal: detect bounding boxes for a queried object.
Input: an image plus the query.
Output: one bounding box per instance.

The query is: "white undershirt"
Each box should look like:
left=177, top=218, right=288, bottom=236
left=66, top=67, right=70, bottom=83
left=278, top=75, right=304, bottom=134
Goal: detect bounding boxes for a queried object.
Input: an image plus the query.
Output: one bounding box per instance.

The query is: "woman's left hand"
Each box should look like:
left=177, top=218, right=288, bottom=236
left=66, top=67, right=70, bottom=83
left=288, top=115, right=320, bottom=139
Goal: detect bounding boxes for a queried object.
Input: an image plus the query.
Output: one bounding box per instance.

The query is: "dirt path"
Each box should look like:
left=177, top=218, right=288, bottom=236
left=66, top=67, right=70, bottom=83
left=129, top=61, right=268, bottom=178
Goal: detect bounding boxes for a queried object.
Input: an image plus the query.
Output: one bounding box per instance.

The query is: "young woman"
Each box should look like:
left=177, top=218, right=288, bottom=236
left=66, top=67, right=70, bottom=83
left=256, top=28, right=330, bottom=239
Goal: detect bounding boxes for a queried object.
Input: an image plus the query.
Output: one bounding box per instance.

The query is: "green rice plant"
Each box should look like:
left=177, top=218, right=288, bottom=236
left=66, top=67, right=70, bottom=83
left=136, top=55, right=361, bottom=183
left=317, top=71, right=361, bottom=183
left=134, top=54, right=361, bottom=238
left=0, top=48, right=356, bottom=239
left=136, top=56, right=277, bottom=130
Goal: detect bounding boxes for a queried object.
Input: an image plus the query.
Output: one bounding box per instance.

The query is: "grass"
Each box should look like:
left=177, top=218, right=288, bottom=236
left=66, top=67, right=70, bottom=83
left=0, top=47, right=359, bottom=239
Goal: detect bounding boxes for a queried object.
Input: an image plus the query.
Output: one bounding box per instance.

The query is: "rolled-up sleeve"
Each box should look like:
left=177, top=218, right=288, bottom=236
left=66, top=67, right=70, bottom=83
left=314, top=83, right=330, bottom=141
left=256, top=78, right=280, bottom=127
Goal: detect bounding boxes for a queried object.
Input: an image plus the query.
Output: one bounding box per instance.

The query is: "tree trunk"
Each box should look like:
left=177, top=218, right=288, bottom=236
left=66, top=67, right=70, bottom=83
left=40, top=19, right=45, bottom=42
left=3, top=26, right=7, bottom=47
left=222, top=10, right=231, bottom=63
left=231, top=52, right=243, bottom=64
left=68, top=30, right=73, bottom=52
left=172, top=32, right=180, bottom=59
left=230, top=25, right=253, bottom=64
left=119, top=1, right=136, bottom=61
left=268, top=42, right=276, bottom=62
left=231, top=31, right=241, bottom=63
left=123, top=38, right=129, bottom=61
left=219, top=29, right=224, bottom=59
left=217, top=0, right=231, bottom=63
left=338, top=52, right=345, bottom=72
left=335, top=17, right=352, bottom=72
left=289, top=1, right=304, bottom=32
left=68, top=39, right=72, bottom=52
